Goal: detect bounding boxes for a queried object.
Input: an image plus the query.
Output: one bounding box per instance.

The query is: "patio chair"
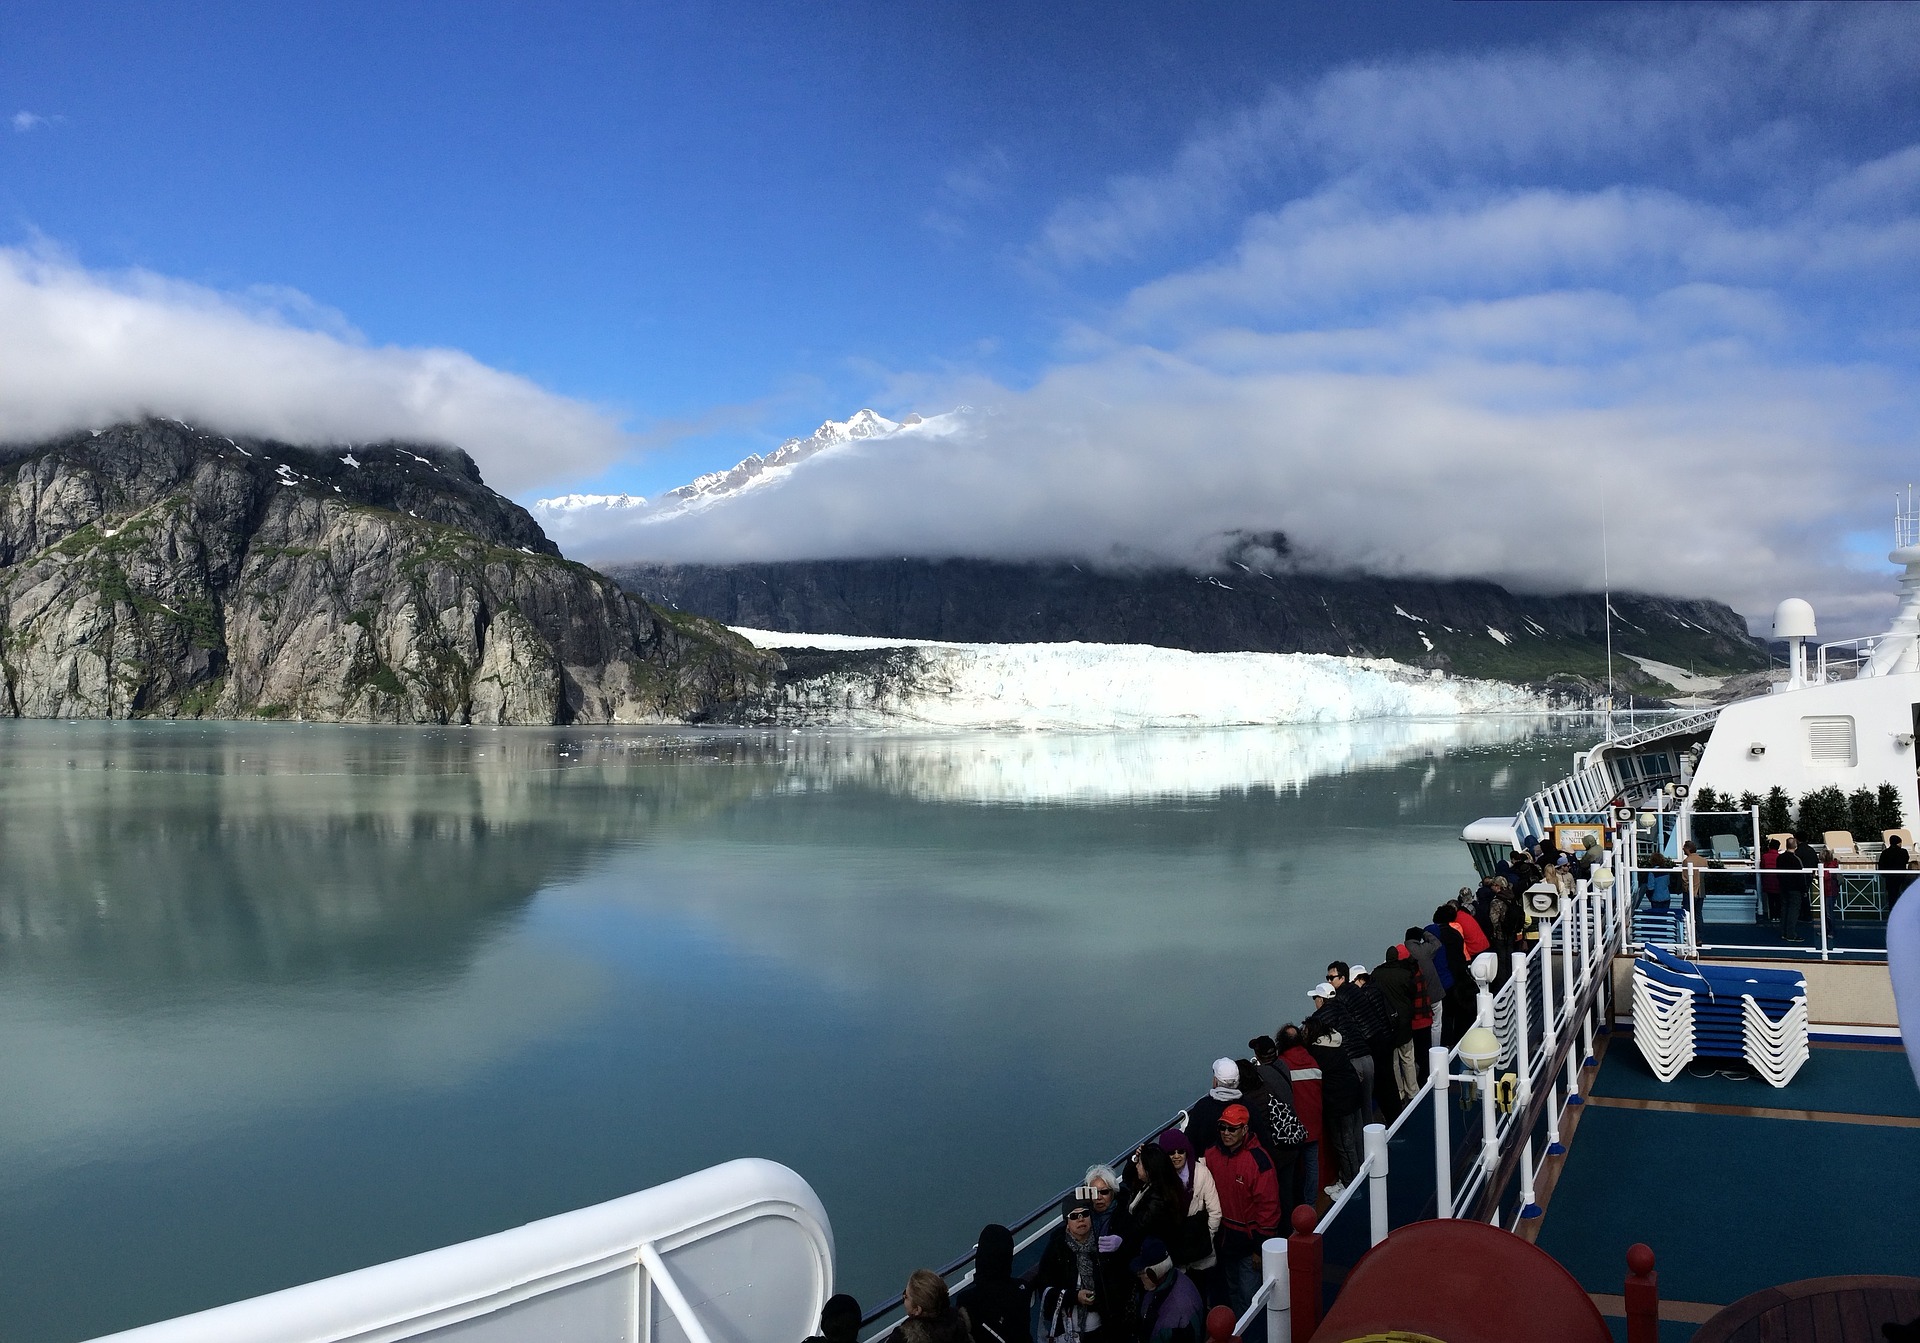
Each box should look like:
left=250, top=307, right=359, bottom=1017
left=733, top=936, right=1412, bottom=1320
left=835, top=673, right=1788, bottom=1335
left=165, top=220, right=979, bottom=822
left=1822, top=830, right=1859, bottom=861
left=1709, top=833, right=1744, bottom=861
left=1765, top=832, right=1795, bottom=849
left=1883, top=828, right=1915, bottom=850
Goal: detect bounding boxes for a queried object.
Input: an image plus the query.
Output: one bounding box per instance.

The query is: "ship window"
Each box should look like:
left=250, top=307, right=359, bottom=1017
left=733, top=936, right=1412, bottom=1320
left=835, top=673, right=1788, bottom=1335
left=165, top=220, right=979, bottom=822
left=1804, top=716, right=1857, bottom=767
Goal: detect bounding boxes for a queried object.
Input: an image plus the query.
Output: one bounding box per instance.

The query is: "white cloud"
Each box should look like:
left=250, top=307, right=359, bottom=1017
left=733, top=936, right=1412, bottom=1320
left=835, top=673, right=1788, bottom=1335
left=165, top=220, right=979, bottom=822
left=11, top=111, right=49, bottom=133
left=0, top=247, right=628, bottom=493
left=1035, top=5, right=1920, bottom=267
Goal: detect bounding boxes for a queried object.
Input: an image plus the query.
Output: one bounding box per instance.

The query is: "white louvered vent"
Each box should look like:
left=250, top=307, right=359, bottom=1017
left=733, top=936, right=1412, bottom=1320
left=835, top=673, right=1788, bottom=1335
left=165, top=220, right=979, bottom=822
left=1804, top=716, right=1857, bottom=767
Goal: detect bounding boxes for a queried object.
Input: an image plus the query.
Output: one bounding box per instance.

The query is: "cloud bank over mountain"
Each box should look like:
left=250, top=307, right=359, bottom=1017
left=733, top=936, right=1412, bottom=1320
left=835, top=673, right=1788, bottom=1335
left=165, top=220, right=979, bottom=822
left=557, top=5, right=1920, bottom=630
left=0, top=247, right=627, bottom=494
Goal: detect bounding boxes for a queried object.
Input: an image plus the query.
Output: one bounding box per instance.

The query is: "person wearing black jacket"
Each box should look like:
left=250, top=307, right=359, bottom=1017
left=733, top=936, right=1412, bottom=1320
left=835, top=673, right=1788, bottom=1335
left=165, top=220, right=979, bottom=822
left=1777, top=837, right=1808, bottom=943
left=1304, top=1014, right=1363, bottom=1196
left=1343, top=965, right=1401, bottom=1121
left=1036, top=1191, right=1132, bottom=1343
left=955, top=1225, right=1032, bottom=1343
left=1367, top=952, right=1420, bottom=1107
left=1427, top=907, right=1474, bottom=1045
left=803, top=1294, right=863, bottom=1343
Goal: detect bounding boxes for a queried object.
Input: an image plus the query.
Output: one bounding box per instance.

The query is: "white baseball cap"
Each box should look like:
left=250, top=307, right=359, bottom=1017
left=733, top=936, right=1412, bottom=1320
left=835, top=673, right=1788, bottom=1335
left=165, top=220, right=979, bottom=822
left=1310, top=982, right=1335, bottom=1000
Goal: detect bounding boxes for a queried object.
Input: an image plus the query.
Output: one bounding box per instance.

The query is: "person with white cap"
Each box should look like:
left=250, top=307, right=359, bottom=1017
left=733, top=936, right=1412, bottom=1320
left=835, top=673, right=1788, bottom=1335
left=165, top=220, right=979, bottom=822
left=1335, top=960, right=1400, bottom=1122
left=1303, top=990, right=1365, bottom=1198
left=1183, top=1057, right=1242, bottom=1162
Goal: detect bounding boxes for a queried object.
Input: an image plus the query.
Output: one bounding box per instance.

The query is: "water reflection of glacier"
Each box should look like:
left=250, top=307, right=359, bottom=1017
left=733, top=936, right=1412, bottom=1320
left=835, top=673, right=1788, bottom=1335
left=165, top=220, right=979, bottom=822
left=741, top=716, right=1579, bottom=805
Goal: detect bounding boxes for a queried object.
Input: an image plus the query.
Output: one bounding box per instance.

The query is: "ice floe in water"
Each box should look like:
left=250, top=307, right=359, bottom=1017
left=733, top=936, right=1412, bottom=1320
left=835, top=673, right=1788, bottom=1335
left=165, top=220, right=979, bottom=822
left=732, top=629, right=1544, bottom=731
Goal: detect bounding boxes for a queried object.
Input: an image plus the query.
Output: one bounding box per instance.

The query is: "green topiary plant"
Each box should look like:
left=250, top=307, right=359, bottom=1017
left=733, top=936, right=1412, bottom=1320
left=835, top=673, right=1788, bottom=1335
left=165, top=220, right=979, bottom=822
left=1877, top=781, right=1906, bottom=835
left=1693, top=785, right=1721, bottom=813
left=1761, top=786, right=1793, bottom=838
left=1849, top=787, right=1881, bottom=839
left=1796, top=785, right=1850, bottom=843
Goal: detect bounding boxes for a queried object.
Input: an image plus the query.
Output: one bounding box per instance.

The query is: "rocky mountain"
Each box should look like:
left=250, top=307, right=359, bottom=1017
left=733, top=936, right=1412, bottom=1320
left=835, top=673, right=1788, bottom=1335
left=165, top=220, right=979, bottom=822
left=0, top=420, right=774, bottom=723
left=610, top=554, right=1769, bottom=697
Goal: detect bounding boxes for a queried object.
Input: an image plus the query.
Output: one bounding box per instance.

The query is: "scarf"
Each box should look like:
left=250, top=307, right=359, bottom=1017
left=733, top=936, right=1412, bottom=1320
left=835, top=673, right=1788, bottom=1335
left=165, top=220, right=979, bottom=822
left=1207, top=1085, right=1241, bottom=1102
left=1064, top=1228, right=1100, bottom=1331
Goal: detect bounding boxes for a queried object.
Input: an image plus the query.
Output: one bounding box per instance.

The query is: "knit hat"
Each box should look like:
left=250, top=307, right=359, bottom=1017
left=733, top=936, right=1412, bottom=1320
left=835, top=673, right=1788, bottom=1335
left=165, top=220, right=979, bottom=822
left=1129, top=1237, right=1174, bottom=1277
left=1157, top=1128, right=1194, bottom=1158
left=1310, top=982, right=1335, bottom=1001
left=1062, top=1191, right=1095, bottom=1219
left=1212, top=1057, right=1239, bottom=1085
left=1220, top=1102, right=1250, bottom=1126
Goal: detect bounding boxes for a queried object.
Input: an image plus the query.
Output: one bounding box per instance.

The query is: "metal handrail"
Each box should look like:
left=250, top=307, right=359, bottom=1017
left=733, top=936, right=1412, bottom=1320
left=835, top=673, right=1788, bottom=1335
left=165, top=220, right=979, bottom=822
left=858, top=1110, right=1189, bottom=1332
left=1602, top=706, right=1721, bottom=753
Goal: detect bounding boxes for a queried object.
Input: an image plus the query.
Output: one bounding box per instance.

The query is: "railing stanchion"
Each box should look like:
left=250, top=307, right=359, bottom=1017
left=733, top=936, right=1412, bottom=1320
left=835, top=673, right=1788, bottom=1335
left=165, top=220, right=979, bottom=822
left=1430, top=1045, right=1453, bottom=1217
left=1512, top=951, right=1541, bottom=1218
left=1363, top=1123, right=1389, bottom=1247
left=1624, top=1243, right=1660, bottom=1343
left=1287, top=1205, right=1322, bottom=1340
left=1262, top=1237, right=1291, bottom=1343
left=1538, top=921, right=1563, bottom=1153
left=1562, top=897, right=1581, bottom=1107
left=1819, top=865, right=1831, bottom=961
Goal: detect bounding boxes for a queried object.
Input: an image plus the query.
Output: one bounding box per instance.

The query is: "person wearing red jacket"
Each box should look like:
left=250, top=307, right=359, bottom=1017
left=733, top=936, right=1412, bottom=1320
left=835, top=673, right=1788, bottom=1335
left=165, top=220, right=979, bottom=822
left=1451, top=898, right=1491, bottom=961
left=1202, top=1103, right=1280, bottom=1317
left=1276, top=1027, right=1323, bottom=1218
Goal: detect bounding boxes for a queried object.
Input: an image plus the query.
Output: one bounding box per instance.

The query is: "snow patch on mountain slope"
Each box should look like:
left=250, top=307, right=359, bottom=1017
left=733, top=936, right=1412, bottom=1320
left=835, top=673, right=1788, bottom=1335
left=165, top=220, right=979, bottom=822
left=734, top=629, right=1544, bottom=729
left=535, top=409, right=964, bottom=530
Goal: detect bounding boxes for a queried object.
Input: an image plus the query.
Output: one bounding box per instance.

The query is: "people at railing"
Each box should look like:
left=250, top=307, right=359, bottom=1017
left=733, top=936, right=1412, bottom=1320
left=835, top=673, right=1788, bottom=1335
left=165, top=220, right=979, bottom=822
left=1401, top=927, right=1451, bottom=1053
left=1185, top=1060, right=1241, bottom=1159
left=1311, top=976, right=1377, bottom=1126
left=1332, top=962, right=1400, bottom=1121
left=1367, top=951, right=1423, bottom=1101
left=954, top=1226, right=1031, bottom=1343
left=898, top=1271, right=972, bottom=1343
left=1878, top=833, right=1914, bottom=901
left=1151, top=1129, right=1220, bottom=1278
left=1036, top=1191, right=1129, bottom=1343
left=1424, top=909, right=1474, bottom=1045
left=1274, top=1025, right=1323, bottom=1216
left=1777, top=836, right=1807, bottom=942
left=1300, top=1014, right=1364, bottom=1198
left=1232, top=1059, right=1299, bottom=1202
left=804, top=1292, right=863, bottom=1343
left=1759, top=837, right=1781, bottom=919
left=1128, top=1239, right=1206, bottom=1343
left=1199, top=1104, right=1280, bottom=1317
left=1117, top=1142, right=1189, bottom=1263
left=1681, top=840, right=1710, bottom=900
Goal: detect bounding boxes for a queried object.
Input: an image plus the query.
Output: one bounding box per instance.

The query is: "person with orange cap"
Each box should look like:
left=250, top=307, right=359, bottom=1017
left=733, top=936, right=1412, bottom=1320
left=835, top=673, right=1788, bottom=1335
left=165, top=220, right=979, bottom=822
left=1201, top=1101, right=1279, bottom=1316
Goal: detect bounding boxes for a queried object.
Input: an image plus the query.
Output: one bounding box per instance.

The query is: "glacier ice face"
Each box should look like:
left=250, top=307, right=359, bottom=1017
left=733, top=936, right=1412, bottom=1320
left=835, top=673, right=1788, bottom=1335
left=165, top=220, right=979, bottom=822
left=733, top=629, right=1545, bottom=730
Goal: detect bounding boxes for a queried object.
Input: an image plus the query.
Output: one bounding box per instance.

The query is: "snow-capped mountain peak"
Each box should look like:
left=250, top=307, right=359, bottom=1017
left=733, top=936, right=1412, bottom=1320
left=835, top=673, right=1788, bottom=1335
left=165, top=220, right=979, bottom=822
left=534, top=408, right=962, bottom=524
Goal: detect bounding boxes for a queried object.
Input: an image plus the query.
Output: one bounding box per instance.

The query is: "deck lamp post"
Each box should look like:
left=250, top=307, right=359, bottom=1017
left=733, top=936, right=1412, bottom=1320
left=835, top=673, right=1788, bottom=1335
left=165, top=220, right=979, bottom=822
left=1458, top=955, right=1502, bottom=1194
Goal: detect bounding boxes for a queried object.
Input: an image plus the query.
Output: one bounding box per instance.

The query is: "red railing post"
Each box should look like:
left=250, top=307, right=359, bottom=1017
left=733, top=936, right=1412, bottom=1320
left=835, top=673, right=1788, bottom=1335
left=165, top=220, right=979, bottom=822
left=1288, top=1203, right=1323, bottom=1339
left=1204, top=1304, right=1240, bottom=1343
left=1624, top=1243, right=1659, bottom=1343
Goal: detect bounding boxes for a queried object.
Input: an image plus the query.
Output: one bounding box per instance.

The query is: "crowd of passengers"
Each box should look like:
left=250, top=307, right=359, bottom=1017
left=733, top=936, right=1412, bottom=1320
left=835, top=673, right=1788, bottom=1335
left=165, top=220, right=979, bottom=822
left=804, top=859, right=1595, bottom=1343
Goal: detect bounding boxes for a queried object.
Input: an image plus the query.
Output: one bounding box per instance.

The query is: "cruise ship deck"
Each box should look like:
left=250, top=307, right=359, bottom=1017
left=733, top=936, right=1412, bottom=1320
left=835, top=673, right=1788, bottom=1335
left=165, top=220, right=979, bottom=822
left=1534, top=1032, right=1920, bottom=1341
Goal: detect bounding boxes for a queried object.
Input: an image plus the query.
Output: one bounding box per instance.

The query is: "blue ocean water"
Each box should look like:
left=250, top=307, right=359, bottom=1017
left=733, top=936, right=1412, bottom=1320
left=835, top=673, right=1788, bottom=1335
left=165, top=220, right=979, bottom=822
left=0, top=717, right=1593, bottom=1340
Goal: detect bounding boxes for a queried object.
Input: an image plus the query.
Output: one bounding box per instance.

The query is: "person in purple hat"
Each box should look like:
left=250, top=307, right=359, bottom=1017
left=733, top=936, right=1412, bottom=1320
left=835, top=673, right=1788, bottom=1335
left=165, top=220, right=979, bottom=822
left=1131, top=1237, right=1205, bottom=1343
left=1155, top=1128, right=1219, bottom=1276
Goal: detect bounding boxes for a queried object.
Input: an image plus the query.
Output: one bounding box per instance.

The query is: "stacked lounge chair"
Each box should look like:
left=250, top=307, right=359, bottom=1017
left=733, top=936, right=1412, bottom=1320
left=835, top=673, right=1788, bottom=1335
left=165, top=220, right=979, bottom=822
left=1630, top=945, right=1809, bottom=1087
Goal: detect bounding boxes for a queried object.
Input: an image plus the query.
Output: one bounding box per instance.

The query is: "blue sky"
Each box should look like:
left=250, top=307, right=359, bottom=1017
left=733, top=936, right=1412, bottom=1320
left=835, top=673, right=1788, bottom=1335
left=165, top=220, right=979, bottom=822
left=4, top=3, right=1919, bottom=624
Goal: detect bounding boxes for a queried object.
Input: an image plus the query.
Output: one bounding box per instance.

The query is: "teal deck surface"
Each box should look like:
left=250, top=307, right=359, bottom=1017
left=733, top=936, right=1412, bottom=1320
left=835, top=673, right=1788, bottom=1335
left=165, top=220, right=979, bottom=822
left=1537, top=1047, right=1920, bottom=1315
left=1597, top=1038, right=1920, bottom=1117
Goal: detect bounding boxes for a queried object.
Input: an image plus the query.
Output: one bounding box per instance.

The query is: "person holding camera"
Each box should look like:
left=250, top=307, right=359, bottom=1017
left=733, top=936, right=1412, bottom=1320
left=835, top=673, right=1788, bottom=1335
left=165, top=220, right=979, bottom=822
left=1036, top=1189, right=1131, bottom=1343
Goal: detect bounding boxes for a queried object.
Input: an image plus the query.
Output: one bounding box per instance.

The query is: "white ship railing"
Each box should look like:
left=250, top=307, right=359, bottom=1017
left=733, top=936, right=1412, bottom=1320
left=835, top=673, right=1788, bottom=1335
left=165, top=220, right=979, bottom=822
left=82, top=1159, right=833, bottom=1343
left=1232, top=874, right=1628, bottom=1342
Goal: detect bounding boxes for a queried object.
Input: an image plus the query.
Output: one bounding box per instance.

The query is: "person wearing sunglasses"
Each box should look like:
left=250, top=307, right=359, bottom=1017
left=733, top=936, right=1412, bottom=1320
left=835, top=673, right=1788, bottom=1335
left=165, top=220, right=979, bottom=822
left=1035, top=1190, right=1126, bottom=1343
left=1201, top=1102, right=1279, bottom=1317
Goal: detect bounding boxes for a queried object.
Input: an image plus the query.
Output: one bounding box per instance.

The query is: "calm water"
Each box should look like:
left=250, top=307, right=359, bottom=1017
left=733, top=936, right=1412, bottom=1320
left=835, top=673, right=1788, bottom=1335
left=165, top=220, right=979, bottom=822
left=0, top=717, right=1594, bottom=1340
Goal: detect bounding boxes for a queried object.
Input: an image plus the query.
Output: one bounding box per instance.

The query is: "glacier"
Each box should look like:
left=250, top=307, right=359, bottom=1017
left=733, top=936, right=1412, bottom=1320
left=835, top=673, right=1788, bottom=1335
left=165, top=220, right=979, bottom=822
left=733, top=628, right=1546, bottom=731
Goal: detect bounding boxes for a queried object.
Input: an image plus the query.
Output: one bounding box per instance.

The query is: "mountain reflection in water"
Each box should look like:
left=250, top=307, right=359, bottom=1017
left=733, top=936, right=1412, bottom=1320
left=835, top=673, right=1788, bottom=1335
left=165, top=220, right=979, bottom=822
left=0, top=717, right=1593, bottom=1343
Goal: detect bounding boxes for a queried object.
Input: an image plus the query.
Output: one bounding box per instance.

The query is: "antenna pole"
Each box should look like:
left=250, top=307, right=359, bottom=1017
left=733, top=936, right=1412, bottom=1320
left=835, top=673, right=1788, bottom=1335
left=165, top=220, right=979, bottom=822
left=1602, top=483, right=1614, bottom=741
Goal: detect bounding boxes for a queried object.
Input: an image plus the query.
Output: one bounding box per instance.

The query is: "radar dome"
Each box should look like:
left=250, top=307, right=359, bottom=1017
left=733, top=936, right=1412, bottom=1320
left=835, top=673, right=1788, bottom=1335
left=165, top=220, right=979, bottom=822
left=1773, top=598, right=1817, bottom=640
